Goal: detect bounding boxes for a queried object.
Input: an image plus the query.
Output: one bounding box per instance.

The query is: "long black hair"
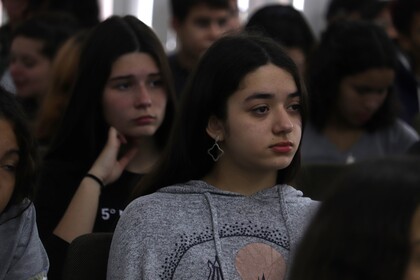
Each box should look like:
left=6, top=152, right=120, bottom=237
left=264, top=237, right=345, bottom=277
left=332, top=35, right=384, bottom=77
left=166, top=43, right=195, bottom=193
left=133, top=32, right=308, bottom=197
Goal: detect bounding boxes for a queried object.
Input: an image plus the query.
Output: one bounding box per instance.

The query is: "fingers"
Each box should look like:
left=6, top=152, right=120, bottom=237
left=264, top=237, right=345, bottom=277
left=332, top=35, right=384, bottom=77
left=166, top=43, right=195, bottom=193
left=89, top=127, right=122, bottom=178
left=107, top=126, right=121, bottom=146
left=106, top=126, right=138, bottom=170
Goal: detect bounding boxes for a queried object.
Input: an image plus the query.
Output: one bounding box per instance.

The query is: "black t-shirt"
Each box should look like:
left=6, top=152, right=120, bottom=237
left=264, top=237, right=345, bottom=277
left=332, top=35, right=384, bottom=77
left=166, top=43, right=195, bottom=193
left=34, top=160, right=143, bottom=279
left=94, top=170, right=142, bottom=232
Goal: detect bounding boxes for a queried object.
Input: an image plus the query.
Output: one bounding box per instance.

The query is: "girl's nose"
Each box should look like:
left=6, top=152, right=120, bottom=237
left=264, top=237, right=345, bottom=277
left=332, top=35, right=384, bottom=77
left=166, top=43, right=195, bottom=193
left=273, top=108, right=294, bottom=134
left=134, top=84, right=152, bottom=108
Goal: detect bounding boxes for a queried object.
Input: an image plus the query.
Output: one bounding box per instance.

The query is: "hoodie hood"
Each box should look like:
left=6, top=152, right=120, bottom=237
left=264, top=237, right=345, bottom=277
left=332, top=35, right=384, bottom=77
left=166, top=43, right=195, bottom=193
left=158, top=179, right=290, bottom=198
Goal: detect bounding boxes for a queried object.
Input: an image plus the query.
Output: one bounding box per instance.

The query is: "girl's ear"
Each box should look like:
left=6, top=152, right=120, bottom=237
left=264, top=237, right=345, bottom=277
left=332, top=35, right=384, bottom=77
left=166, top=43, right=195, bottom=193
left=206, top=115, right=225, bottom=141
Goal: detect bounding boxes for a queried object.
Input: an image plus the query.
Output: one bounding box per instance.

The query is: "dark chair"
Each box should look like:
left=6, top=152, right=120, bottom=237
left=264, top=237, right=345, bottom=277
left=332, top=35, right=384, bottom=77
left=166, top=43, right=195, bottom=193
left=62, top=232, right=113, bottom=280
left=293, top=163, right=351, bottom=201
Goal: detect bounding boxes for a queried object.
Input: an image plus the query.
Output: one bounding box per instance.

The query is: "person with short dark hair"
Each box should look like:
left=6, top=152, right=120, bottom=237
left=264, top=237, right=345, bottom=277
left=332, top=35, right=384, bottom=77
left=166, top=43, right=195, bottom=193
left=108, top=32, right=318, bottom=279
left=302, top=20, right=419, bottom=164
left=289, top=155, right=420, bottom=280
left=0, top=87, right=49, bottom=279
left=168, top=0, right=231, bottom=98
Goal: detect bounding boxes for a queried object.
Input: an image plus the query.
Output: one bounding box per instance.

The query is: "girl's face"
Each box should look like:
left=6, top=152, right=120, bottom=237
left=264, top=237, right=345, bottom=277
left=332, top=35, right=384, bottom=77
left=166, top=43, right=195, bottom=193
left=404, top=206, right=420, bottom=280
left=335, top=68, right=394, bottom=127
left=0, top=119, right=19, bottom=214
left=102, top=52, right=167, bottom=140
left=10, top=36, right=52, bottom=99
left=212, top=63, right=302, bottom=175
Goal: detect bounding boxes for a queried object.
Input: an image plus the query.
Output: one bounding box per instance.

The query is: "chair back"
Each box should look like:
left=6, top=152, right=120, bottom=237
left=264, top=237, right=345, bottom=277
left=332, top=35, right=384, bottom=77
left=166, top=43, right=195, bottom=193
left=62, top=232, right=113, bottom=280
left=293, top=163, right=350, bottom=201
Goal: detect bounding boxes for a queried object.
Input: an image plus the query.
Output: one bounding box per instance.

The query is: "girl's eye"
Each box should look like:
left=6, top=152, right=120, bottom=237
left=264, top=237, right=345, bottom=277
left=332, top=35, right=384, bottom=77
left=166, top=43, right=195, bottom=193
left=288, top=103, right=301, bottom=112
left=148, top=79, right=164, bottom=88
left=1, top=164, right=17, bottom=173
left=252, top=105, right=269, bottom=115
left=114, top=81, right=131, bottom=91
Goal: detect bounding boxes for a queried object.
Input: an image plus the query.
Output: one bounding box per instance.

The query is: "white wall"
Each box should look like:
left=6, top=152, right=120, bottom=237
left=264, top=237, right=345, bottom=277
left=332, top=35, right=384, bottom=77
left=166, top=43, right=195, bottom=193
left=303, top=0, right=329, bottom=38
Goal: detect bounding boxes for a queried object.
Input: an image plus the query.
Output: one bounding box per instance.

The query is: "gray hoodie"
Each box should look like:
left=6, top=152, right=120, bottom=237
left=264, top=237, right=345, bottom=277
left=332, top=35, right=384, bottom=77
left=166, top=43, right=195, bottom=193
left=0, top=200, right=49, bottom=279
left=108, top=180, right=318, bottom=279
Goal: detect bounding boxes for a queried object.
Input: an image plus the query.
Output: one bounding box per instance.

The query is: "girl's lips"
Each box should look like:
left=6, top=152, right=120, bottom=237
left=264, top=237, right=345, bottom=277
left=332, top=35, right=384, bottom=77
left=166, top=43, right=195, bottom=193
left=134, top=116, right=155, bottom=125
left=270, top=142, right=293, bottom=153
left=271, top=145, right=293, bottom=153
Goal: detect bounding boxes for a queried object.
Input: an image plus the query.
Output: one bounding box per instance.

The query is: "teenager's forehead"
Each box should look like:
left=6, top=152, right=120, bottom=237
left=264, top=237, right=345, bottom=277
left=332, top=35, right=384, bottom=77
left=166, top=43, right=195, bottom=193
left=187, top=1, right=230, bottom=15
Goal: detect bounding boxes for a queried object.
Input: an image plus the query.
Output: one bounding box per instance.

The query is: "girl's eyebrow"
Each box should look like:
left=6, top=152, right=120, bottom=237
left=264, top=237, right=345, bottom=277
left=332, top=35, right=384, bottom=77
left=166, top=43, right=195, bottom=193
left=244, top=91, right=300, bottom=102
left=1, top=149, right=20, bottom=160
left=108, top=75, right=134, bottom=82
left=244, top=92, right=274, bottom=102
left=108, top=72, right=162, bottom=82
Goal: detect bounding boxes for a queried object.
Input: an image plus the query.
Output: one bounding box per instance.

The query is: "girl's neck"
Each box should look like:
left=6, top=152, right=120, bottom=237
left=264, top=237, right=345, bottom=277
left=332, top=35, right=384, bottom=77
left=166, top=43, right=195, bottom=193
left=125, top=137, right=160, bottom=174
left=202, top=159, right=277, bottom=196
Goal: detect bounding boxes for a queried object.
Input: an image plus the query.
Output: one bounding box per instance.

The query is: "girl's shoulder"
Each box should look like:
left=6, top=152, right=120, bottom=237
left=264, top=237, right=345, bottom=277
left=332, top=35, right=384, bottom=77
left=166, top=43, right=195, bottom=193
left=279, top=184, right=320, bottom=216
left=0, top=199, right=33, bottom=225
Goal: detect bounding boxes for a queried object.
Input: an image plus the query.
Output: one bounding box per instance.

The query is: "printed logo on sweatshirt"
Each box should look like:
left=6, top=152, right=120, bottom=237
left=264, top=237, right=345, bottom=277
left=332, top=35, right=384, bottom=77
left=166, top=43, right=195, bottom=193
left=159, top=221, right=289, bottom=279
left=207, top=256, right=224, bottom=280
left=235, top=243, right=285, bottom=280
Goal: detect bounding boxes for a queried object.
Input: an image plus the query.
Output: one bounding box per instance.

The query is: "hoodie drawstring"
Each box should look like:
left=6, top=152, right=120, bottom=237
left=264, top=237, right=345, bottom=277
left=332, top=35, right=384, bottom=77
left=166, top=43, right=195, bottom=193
left=204, top=192, right=228, bottom=279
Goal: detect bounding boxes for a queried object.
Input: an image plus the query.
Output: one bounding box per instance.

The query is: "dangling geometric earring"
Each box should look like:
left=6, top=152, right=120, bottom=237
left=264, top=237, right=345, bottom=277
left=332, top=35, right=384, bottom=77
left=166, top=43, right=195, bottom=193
left=207, top=136, right=224, bottom=162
